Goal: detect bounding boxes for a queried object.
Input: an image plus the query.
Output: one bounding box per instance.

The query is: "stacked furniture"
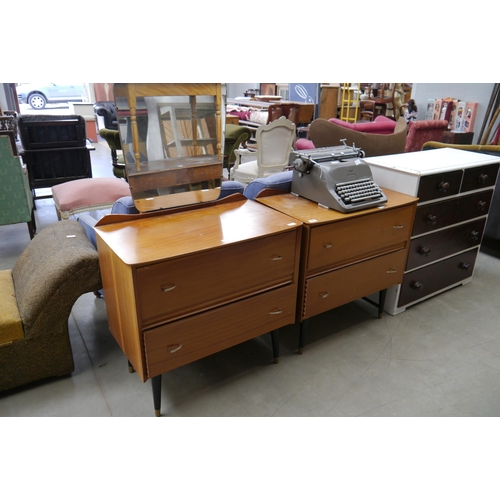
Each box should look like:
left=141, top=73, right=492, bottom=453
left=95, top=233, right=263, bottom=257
left=367, top=148, right=500, bottom=315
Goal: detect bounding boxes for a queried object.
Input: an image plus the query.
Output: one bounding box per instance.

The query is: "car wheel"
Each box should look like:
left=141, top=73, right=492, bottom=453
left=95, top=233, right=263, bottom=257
left=29, top=93, right=47, bottom=109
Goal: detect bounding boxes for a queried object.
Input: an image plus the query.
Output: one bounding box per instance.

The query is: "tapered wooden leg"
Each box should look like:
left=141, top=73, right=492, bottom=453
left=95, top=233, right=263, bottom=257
left=271, top=329, right=280, bottom=364
left=378, top=289, right=387, bottom=319
left=151, top=375, right=162, bottom=417
left=299, top=319, right=308, bottom=355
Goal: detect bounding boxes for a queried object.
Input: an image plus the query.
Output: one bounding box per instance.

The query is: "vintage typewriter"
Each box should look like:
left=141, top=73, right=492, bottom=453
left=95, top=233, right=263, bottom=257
left=291, top=143, right=388, bottom=213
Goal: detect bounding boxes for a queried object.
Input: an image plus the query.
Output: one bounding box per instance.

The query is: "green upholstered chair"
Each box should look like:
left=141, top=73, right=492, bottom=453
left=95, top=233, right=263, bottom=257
left=0, top=135, right=35, bottom=238
left=98, top=128, right=126, bottom=179
left=0, top=220, right=102, bottom=392
left=223, top=125, right=252, bottom=179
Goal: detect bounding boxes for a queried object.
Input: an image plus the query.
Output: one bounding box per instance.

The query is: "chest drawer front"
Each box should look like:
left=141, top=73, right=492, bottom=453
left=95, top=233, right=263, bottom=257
left=406, top=217, right=486, bottom=270
left=412, top=190, right=493, bottom=236
left=144, top=284, right=297, bottom=377
left=461, top=163, right=499, bottom=192
left=302, top=249, right=407, bottom=320
left=417, top=170, right=462, bottom=203
left=307, top=205, right=414, bottom=273
left=398, top=248, right=477, bottom=307
left=137, top=231, right=297, bottom=328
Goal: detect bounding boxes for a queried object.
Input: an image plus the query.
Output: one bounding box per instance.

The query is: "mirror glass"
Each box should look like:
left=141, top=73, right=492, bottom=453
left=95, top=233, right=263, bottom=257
left=114, top=84, right=223, bottom=212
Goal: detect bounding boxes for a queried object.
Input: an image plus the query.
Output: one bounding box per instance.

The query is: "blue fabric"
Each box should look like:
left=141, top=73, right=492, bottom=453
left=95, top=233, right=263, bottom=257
left=243, top=171, right=293, bottom=200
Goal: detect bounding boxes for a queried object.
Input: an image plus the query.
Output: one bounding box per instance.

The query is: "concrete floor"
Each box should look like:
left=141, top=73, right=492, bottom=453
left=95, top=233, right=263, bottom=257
left=2, top=137, right=500, bottom=418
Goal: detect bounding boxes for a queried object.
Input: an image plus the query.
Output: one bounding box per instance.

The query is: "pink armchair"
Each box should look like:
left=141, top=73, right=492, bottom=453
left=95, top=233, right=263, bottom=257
left=404, top=120, right=448, bottom=152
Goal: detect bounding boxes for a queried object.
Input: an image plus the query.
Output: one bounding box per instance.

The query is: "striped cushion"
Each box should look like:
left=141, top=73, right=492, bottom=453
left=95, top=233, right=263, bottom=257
left=0, top=270, right=24, bottom=345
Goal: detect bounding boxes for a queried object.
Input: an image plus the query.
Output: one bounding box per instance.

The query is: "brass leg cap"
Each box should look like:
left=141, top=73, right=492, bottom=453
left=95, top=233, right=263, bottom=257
left=155, top=409, right=161, bottom=417
left=274, top=357, right=280, bottom=364
left=298, top=347, right=304, bottom=355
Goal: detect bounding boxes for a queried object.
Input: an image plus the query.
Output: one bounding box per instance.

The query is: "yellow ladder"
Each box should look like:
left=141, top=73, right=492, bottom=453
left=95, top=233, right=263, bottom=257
left=340, top=83, right=360, bottom=123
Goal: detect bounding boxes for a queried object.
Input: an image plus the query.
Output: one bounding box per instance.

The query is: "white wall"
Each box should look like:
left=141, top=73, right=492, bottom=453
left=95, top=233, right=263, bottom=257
left=411, top=83, right=495, bottom=143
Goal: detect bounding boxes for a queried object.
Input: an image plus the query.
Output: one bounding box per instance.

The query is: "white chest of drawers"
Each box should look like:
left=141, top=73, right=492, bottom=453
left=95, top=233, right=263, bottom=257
left=367, top=148, right=499, bottom=315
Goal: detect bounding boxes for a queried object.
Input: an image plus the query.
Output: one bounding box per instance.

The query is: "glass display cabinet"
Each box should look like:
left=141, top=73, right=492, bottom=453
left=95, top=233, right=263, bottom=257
left=113, top=83, right=223, bottom=212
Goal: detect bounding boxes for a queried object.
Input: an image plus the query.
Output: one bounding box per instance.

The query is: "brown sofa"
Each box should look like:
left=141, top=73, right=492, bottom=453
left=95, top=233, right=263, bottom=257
left=305, top=116, right=408, bottom=157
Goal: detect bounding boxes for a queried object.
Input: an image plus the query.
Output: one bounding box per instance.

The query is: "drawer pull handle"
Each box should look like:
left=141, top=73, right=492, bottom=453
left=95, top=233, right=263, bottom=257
left=469, top=230, right=479, bottom=241
left=411, top=281, right=424, bottom=291
left=319, top=292, right=329, bottom=299
left=478, top=173, right=489, bottom=184
left=426, top=215, right=437, bottom=225
left=323, top=243, right=333, bottom=249
left=393, top=224, right=404, bottom=229
left=167, top=344, right=183, bottom=354
left=269, top=308, right=283, bottom=315
left=460, top=262, right=471, bottom=271
left=438, top=181, right=450, bottom=192
left=269, top=256, right=283, bottom=261
left=386, top=268, right=397, bottom=274
left=419, top=247, right=431, bottom=257
left=477, top=201, right=487, bottom=210
left=161, top=285, right=177, bottom=292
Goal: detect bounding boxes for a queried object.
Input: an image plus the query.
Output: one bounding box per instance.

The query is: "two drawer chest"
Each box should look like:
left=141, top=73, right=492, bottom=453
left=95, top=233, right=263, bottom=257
left=257, top=188, right=418, bottom=351
left=95, top=197, right=302, bottom=416
left=367, top=148, right=499, bottom=315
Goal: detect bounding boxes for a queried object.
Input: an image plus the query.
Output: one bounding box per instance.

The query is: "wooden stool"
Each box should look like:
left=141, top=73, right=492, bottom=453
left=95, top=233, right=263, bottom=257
left=52, top=178, right=131, bottom=220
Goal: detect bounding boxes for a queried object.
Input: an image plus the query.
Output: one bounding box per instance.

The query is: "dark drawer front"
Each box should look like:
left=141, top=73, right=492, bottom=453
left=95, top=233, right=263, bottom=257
left=398, top=248, right=477, bottom=307
left=302, top=249, right=407, bottom=320
left=407, top=218, right=486, bottom=270
left=461, top=163, right=499, bottom=193
left=417, top=170, right=463, bottom=203
left=412, top=190, right=493, bottom=236
left=144, top=284, right=297, bottom=377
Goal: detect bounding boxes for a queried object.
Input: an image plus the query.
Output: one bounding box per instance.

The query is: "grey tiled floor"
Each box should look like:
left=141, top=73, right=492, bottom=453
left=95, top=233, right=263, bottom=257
left=1, top=138, right=500, bottom=417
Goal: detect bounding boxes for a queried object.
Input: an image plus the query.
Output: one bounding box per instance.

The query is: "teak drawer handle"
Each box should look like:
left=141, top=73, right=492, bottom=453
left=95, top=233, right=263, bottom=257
left=319, top=292, right=329, bottom=299
left=161, top=285, right=177, bottom=292
left=323, top=243, right=333, bottom=249
left=167, top=344, right=183, bottom=353
left=393, top=224, right=404, bottom=229
left=386, top=268, right=397, bottom=274
left=269, top=256, right=283, bottom=261
left=269, top=308, right=283, bottom=315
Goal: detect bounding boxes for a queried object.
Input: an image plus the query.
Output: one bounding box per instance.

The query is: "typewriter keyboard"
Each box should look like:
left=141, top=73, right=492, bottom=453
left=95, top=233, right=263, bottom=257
left=335, top=179, right=385, bottom=205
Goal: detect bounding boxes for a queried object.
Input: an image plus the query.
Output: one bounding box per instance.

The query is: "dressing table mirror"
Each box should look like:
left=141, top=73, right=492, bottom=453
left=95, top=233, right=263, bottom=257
left=113, top=83, right=224, bottom=212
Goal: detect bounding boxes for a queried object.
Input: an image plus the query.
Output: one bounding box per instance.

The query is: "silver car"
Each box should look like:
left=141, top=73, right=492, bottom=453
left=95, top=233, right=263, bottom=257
left=16, top=83, right=84, bottom=109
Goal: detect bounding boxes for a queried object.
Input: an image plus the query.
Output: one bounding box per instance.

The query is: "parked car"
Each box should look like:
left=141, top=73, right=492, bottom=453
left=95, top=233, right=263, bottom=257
left=16, top=83, right=85, bottom=109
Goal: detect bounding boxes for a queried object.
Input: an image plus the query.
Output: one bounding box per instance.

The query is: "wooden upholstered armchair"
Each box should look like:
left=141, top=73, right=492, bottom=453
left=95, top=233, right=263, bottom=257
left=0, top=220, right=102, bottom=392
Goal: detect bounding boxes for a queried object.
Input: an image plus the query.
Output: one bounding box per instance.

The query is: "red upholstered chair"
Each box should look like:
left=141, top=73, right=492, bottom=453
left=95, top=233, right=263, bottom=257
left=404, top=120, right=449, bottom=152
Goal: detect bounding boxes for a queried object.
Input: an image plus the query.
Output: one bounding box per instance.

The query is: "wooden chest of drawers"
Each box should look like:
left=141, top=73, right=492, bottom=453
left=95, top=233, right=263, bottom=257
left=94, top=198, right=302, bottom=415
left=257, top=188, right=417, bottom=351
left=367, top=148, right=499, bottom=315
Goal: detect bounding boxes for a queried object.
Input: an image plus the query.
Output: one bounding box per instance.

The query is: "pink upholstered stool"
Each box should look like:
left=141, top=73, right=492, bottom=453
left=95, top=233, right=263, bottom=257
left=52, top=178, right=131, bottom=220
